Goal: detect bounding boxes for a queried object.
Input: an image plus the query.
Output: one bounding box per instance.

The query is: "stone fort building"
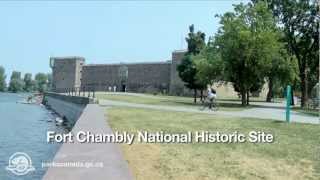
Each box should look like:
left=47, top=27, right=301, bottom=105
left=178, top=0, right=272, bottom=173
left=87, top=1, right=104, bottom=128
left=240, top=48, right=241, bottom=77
left=50, top=50, right=268, bottom=98
left=50, top=50, right=192, bottom=95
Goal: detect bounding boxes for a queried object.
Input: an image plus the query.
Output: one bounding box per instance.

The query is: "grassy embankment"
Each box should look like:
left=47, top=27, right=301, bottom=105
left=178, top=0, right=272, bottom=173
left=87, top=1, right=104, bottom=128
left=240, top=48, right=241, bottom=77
left=106, top=107, right=320, bottom=180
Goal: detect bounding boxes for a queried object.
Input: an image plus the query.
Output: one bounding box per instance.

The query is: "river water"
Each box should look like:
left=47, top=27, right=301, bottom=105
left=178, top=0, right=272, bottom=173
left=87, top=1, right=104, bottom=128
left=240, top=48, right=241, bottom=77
left=0, top=93, right=69, bottom=180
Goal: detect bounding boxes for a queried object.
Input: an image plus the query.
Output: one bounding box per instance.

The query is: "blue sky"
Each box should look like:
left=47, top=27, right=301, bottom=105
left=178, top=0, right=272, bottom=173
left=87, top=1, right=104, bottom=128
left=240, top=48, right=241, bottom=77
left=0, top=1, right=247, bottom=82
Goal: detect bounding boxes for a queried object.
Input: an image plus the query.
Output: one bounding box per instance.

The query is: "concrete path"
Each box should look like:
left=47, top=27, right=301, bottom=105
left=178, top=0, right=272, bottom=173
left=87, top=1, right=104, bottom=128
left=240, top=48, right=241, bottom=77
left=99, top=99, right=319, bottom=125
left=43, top=104, right=133, bottom=180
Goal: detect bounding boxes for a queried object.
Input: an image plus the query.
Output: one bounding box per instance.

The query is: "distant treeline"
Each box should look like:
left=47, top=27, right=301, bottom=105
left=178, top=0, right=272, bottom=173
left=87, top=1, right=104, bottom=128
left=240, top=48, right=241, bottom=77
left=0, top=66, right=51, bottom=93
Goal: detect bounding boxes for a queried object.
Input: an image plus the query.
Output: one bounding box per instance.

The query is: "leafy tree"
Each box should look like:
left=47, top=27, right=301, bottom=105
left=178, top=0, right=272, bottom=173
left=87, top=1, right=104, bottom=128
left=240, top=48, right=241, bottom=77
left=0, top=66, right=6, bottom=91
left=194, top=37, right=224, bottom=86
left=35, top=73, right=48, bottom=93
left=265, top=48, right=298, bottom=102
left=255, top=0, right=319, bottom=107
left=23, top=73, right=33, bottom=92
left=215, top=2, right=281, bottom=105
left=8, top=71, right=24, bottom=93
left=186, top=24, right=206, bottom=55
left=177, top=24, right=206, bottom=103
left=177, top=55, right=201, bottom=103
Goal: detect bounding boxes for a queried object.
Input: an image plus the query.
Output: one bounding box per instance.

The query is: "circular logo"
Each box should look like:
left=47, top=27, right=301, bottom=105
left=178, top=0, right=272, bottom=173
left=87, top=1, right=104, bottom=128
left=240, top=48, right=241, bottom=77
left=6, top=152, right=35, bottom=176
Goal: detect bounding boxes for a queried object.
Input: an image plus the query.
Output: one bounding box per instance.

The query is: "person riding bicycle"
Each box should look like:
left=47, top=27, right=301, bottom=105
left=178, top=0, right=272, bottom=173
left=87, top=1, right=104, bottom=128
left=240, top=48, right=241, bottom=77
left=207, top=88, right=217, bottom=109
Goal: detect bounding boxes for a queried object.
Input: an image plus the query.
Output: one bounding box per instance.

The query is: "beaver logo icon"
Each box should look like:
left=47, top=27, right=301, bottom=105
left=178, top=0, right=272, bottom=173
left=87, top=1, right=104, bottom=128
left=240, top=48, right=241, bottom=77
left=6, top=152, right=35, bottom=176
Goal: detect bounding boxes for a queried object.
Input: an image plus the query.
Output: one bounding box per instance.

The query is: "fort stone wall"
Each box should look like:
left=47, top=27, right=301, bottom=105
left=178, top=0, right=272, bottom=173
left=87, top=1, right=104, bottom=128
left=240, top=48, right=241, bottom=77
left=49, top=50, right=196, bottom=95
left=81, top=64, right=121, bottom=91
left=81, top=62, right=171, bottom=93
left=126, top=62, right=171, bottom=93
left=170, top=50, right=193, bottom=96
left=51, top=57, right=84, bottom=92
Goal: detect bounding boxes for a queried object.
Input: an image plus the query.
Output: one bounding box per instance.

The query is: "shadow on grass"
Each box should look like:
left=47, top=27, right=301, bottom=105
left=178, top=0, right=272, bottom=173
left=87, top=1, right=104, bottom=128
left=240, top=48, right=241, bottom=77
left=218, top=98, right=283, bottom=103
left=217, top=102, right=251, bottom=109
left=166, top=99, right=289, bottom=111
left=159, top=99, right=252, bottom=110
left=271, top=120, right=287, bottom=124
left=248, top=104, right=285, bottom=110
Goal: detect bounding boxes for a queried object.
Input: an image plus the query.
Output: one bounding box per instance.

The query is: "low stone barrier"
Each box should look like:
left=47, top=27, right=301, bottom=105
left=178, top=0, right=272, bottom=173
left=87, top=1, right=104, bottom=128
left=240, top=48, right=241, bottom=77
left=44, top=92, right=94, bottom=104
left=42, top=92, right=94, bottom=124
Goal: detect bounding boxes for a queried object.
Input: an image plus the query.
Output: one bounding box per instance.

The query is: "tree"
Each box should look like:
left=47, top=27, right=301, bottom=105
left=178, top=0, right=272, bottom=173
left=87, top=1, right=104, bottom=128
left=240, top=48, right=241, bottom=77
left=177, top=24, right=206, bottom=103
left=23, top=73, right=33, bottom=92
left=8, top=71, right=24, bottom=93
left=265, top=47, right=298, bottom=102
left=177, top=55, right=201, bottom=103
left=0, top=66, right=6, bottom=91
left=35, top=73, right=48, bottom=93
left=194, top=37, right=224, bottom=86
left=257, top=0, right=319, bottom=107
left=186, top=24, right=206, bottom=55
left=215, top=2, right=281, bottom=105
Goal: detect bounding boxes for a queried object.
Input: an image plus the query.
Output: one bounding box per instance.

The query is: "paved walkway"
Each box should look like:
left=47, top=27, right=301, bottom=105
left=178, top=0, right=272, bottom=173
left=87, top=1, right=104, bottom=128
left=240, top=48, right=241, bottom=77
left=99, top=99, right=319, bottom=125
left=43, top=104, right=133, bottom=180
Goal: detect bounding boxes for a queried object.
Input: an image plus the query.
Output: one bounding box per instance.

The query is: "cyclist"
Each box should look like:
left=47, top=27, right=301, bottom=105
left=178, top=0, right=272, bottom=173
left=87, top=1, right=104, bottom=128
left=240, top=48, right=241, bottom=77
left=207, top=88, right=217, bottom=109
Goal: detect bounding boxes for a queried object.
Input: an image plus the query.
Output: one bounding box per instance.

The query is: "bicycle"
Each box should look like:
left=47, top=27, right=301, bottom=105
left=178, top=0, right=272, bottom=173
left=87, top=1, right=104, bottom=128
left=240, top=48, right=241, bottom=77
left=200, top=97, right=219, bottom=111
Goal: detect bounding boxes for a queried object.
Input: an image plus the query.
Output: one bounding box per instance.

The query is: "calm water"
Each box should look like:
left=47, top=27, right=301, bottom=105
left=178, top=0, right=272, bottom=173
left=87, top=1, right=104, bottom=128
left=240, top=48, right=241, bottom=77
left=0, top=93, right=69, bottom=180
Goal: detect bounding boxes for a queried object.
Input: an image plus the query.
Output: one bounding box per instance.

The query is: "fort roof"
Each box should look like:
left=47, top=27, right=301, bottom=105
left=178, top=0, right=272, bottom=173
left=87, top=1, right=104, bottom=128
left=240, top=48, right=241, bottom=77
left=50, top=56, right=85, bottom=60
left=173, top=49, right=187, bottom=53
left=84, top=60, right=171, bottom=66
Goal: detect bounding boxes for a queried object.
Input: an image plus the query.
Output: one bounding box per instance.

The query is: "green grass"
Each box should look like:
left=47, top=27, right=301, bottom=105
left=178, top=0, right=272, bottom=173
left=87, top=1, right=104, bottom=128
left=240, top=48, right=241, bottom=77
left=97, top=93, right=189, bottom=105
left=107, top=107, right=320, bottom=180
left=97, top=93, right=251, bottom=111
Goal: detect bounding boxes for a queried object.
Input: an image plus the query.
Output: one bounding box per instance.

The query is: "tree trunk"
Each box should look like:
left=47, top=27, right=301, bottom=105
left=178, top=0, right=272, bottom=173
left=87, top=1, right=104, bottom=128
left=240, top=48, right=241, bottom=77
left=241, top=90, right=247, bottom=106
left=194, top=89, right=197, bottom=104
left=266, top=79, right=273, bottom=102
left=300, top=70, right=308, bottom=108
left=246, top=91, right=250, bottom=105
left=291, top=89, right=295, bottom=106
left=200, top=89, right=203, bottom=101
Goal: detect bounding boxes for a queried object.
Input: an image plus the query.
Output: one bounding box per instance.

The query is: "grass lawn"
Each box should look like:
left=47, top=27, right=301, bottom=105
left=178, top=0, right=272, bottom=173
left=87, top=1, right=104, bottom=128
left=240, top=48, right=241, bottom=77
left=106, top=107, right=320, bottom=180
left=97, top=93, right=193, bottom=105
left=97, top=93, right=251, bottom=111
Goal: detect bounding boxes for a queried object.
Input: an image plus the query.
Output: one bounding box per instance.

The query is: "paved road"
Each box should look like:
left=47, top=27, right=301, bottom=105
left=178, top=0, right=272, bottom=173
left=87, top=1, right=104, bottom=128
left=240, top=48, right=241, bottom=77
left=99, top=99, right=319, bottom=125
